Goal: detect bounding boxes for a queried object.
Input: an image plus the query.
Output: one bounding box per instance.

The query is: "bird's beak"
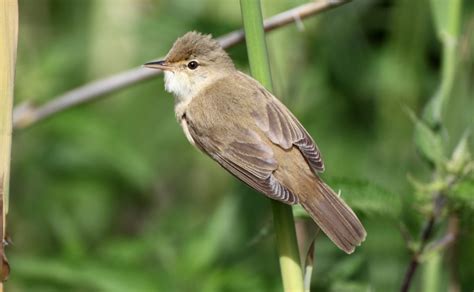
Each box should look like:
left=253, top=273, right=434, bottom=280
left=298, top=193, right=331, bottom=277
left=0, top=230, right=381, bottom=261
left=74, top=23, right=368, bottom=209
left=143, top=60, right=171, bottom=71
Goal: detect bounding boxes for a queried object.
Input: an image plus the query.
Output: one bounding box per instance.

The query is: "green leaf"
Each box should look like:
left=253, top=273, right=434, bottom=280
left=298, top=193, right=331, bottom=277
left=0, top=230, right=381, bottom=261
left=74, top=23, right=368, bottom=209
left=330, top=178, right=402, bottom=218
left=451, top=178, right=474, bottom=211
left=293, top=178, right=401, bottom=219
left=410, top=110, right=445, bottom=166
left=447, top=131, right=472, bottom=174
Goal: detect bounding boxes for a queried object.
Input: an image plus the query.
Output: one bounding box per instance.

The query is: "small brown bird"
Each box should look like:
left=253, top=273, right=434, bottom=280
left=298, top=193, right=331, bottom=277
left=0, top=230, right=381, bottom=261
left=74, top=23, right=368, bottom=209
left=145, top=31, right=366, bottom=253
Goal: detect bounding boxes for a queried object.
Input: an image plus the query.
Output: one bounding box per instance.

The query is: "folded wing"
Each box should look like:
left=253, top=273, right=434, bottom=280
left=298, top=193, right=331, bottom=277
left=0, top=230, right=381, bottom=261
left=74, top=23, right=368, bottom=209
left=251, top=86, right=324, bottom=173
left=186, top=123, right=299, bottom=204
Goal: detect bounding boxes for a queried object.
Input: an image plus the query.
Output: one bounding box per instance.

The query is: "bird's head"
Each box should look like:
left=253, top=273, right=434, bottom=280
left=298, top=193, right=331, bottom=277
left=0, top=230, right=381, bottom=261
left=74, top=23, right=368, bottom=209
left=144, top=31, right=234, bottom=99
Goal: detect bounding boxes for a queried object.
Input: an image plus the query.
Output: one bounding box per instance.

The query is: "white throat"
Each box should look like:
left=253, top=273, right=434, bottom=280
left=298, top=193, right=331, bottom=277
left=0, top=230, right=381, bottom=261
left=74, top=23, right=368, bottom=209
left=164, top=71, right=193, bottom=99
left=164, top=70, right=213, bottom=120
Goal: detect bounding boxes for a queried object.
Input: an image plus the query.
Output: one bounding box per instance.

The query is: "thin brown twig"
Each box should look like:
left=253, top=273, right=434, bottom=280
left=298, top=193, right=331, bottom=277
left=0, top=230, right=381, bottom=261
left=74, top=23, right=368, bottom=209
left=424, top=216, right=458, bottom=254
left=447, top=214, right=460, bottom=292
left=400, top=175, right=460, bottom=292
left=13, top=0, right=352, bottom=129
left=400, top=194, right=445, bottom=292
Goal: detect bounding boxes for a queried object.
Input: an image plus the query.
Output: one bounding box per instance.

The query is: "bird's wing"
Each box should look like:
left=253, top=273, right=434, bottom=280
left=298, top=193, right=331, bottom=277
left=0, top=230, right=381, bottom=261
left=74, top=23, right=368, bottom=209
left=250, top=84, right=325, bottom=173
left=186, top=119, right=299, bottom=204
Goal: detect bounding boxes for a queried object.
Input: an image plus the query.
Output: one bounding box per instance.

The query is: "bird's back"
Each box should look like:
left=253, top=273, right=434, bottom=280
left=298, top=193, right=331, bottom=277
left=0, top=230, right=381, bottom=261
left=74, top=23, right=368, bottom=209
left=186, top=71, right=366, bottom=253
left=187, top=72, right=266, bottom=129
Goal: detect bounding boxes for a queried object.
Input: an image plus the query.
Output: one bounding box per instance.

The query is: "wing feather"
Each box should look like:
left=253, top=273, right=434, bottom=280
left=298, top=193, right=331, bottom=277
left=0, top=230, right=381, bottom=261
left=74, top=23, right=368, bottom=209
left=186, top=119, right=299, bottom=204
left=254, top=87, right=325, bottom=172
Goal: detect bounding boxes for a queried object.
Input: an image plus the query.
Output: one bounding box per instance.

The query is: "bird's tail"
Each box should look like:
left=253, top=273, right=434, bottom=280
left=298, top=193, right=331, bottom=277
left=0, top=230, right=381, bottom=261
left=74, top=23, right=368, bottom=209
left=300, top=177, right=366, bottom=254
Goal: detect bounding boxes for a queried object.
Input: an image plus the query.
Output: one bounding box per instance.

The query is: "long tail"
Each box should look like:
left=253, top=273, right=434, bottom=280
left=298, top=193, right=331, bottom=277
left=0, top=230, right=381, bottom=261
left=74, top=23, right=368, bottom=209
left=300, top=177, right=366, bottom=254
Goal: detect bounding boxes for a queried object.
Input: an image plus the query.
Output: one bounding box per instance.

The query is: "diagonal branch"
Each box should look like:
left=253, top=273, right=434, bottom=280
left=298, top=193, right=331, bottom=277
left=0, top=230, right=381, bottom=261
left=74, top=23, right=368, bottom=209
left=13, top=0, right=352, bottom=129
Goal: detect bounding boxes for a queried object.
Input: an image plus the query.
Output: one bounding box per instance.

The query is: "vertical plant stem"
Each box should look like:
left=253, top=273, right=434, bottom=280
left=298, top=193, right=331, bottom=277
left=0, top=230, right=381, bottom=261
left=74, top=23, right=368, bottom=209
left=401, top=1, right=463, bottom=290
left=0, top=0, right=18, bottom=287
left=240, top=0, right=273, bottom=89
left=240, top=1, right=303, bottom=291
left=421, top=252, right=442, bottom=292
left=423, top=0, right=462, bottom=127
left=270, top=203, right=303, bottom=291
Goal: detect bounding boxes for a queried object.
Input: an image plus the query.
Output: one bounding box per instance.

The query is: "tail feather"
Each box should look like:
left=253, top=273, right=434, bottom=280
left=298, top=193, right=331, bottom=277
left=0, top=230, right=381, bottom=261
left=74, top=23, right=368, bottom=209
left=300, top=178, right=366, bottom=254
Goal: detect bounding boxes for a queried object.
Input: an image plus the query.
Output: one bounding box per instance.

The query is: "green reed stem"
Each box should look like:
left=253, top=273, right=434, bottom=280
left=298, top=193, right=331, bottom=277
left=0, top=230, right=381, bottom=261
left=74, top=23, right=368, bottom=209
left=240, top=1, right=304, bottom=291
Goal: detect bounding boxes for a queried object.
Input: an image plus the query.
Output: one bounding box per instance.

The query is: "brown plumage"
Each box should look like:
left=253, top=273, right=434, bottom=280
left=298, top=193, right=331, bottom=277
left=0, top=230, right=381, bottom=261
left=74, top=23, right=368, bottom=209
left=144, top=31, right=366, bottom=254
left=166, top=32, right=234, bottom=67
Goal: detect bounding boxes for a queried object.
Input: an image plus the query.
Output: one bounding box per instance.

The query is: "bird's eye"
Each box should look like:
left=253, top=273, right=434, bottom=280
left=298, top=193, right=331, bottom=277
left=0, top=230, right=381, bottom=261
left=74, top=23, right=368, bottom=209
left=187, top=61, right=199, bottom=70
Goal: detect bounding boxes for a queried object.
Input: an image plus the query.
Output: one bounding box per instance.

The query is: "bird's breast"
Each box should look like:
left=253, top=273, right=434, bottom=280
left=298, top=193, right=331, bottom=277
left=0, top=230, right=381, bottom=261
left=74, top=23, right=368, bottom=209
left=174, top=97, right=191, bottom=121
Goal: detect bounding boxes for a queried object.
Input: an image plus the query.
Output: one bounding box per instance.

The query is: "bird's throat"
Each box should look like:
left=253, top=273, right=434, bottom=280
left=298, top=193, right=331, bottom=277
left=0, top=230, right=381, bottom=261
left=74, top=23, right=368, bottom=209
left=164, top=71, right=194, bottom=98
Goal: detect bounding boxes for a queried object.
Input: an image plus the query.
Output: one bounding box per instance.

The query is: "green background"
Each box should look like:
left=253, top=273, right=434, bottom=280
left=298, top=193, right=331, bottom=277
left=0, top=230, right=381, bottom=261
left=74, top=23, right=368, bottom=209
left=8, top=0, right=474, bottom=291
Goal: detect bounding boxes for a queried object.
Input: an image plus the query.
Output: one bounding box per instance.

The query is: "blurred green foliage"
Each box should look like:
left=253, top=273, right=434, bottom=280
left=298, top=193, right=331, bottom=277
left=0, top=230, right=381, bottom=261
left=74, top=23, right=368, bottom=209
left=8, top=0, right=474, bottom=291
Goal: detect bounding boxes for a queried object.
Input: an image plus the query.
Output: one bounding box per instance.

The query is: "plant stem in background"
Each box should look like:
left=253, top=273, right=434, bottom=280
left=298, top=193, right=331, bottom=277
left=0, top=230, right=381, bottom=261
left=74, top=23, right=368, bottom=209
left=12, top=0, right=351, bottom=130
left=423, top=0, right=462, bottom=128
left=240, top=1, right=304, bottom=291
left=422, top=251, right=441, bottom=292
left=401, top=0, right=465, bottom=289
left=0, top=0, right=18, bottom=287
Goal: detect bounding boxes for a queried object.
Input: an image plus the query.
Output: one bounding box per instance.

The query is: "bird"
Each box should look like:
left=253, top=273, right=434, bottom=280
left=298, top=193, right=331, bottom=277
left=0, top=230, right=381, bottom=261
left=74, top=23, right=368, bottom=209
left=144, top=31, right=366, bottom=254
